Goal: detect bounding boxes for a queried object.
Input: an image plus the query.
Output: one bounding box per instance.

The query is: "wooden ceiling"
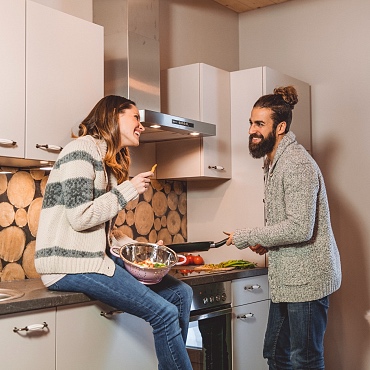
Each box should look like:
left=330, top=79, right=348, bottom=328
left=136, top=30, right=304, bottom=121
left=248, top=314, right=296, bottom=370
left=213, top=0, right=293, bottom=13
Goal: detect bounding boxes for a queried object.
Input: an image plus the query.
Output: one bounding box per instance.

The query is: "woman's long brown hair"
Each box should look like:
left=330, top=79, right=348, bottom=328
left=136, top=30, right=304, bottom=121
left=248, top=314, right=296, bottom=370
left=77, top=95, right=136, bottom=184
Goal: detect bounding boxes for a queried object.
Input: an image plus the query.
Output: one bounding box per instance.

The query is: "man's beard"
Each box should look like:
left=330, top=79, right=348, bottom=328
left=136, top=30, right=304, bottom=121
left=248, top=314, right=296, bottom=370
left=249, top=128, right=276, bottom=159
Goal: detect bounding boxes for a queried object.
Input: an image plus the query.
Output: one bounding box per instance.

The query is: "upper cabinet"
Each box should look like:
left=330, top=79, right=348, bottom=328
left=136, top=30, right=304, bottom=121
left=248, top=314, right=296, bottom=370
left=0, top=0, right=25, bottom=160
left=231, top=66, right=311, bottom=153
left=158, top=63, right=231, bottom=180
left=0, top=0, right=103, bottom=165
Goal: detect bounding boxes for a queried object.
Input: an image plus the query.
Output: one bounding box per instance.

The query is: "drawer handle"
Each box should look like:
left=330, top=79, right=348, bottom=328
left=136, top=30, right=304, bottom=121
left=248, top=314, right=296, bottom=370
left=36, top=144, right=63, bottom=152
left=244, top=284, right=261, bottom=291
left=13, top=322, right=48, bottom=333
left=208, top=165, right=225, bottom=171
left=237, top=313, right=254, bottom=320
left=0, top=138, right=17, bottom=146
left=100, top=310, right=124, bottom=318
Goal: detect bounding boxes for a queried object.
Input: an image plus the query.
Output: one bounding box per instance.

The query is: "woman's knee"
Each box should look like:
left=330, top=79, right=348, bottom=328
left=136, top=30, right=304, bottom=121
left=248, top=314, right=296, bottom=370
left=181, top=282, right=193, bottom=306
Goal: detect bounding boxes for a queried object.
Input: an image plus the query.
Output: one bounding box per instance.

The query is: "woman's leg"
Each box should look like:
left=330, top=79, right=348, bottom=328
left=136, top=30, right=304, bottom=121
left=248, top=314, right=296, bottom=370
left=149, top=274, right=193, bottom=343
left=49, top=264, right=193, bottom=370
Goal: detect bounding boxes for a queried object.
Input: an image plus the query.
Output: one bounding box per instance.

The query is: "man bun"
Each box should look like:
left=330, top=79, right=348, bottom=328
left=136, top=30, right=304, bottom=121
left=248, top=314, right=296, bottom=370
left=273, top=86, right=298, bottom=109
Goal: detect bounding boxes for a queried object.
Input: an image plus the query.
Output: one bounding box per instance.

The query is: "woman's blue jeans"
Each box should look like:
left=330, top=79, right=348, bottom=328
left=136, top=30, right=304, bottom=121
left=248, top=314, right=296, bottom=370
left=263, top=297, right=329, bottom=370
left=48, top=255, right=193, bottom=370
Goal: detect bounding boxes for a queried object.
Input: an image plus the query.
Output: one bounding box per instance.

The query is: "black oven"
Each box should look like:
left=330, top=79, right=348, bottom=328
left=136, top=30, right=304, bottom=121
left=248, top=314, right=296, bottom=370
left=187, top=281, right=232, bottom=370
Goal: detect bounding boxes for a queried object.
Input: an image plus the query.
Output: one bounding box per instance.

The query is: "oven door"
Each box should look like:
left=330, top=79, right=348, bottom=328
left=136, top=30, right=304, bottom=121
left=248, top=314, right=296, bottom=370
left=187, top=304, right=232, bottom=370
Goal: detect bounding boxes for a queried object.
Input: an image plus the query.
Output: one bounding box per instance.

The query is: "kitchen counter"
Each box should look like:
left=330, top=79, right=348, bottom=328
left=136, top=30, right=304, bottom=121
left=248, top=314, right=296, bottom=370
left=0, top=267, right=267, bottom=316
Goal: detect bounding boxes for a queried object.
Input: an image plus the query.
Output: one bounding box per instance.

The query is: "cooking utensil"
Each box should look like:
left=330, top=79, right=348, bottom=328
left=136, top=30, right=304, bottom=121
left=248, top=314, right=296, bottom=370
left=167, top=238, right=228, bottom=253
left=110, top=242, right=186, bottom=285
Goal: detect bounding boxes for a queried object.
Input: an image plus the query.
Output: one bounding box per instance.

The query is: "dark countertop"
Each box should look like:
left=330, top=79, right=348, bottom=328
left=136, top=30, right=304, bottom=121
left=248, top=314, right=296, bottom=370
left=0, top=267, right=267, bottom=316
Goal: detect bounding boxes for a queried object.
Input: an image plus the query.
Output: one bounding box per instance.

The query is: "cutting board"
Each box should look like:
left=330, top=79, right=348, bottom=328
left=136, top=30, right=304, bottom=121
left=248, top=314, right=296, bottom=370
left=172, top=266, right=235, bottom=272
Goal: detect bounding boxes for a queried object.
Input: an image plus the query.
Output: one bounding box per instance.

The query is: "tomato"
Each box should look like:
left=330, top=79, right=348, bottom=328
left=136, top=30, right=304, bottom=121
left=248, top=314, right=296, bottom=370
left=193, top=255, right=204, bottom=265
left=179, top=269, right=191, bottom=275
left=186, top=254, right=194, bottom=265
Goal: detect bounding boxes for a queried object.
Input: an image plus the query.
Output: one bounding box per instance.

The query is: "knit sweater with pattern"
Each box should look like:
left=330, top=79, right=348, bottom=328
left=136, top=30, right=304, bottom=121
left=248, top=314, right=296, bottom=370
left=233, top=132, right=342, bottom=303
left=35, top=136, right=138, bottom=276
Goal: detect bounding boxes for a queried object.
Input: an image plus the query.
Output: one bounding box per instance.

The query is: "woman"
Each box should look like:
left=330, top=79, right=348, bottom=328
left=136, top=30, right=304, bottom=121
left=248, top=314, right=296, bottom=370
left=35, top=95, right=193, bottom=370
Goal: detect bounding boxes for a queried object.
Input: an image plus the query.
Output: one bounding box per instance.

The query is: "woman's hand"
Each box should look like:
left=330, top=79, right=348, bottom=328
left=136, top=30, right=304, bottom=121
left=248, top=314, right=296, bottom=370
left=130, top=171, right=152, bottom=194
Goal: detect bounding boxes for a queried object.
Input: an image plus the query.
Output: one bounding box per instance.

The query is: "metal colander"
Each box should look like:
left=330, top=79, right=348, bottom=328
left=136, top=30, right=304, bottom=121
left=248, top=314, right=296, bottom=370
left=111, top=242, right=185, bottom=285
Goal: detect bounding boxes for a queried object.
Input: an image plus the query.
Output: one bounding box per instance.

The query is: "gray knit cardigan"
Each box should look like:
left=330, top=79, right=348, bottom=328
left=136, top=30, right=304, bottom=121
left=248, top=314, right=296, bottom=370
left=233, top=132, right=342, bottom=303
left=35, top=136, right=138, bottom=276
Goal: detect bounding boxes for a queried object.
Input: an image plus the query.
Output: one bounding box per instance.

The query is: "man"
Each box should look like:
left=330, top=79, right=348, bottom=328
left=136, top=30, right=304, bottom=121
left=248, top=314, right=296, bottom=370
left=226, top=86, right=341, bottom=370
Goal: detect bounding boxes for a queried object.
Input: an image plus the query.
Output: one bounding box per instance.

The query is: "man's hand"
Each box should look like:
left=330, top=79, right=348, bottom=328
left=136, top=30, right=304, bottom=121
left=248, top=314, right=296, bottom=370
left=224, top=231, right=234, bottom=246
left=250, top=244, right=268, bottom=255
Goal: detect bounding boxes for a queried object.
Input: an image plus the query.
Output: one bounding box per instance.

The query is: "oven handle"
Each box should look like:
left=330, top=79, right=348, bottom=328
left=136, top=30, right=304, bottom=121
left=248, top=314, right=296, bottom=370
left=190, top=306, right=232, bottom=322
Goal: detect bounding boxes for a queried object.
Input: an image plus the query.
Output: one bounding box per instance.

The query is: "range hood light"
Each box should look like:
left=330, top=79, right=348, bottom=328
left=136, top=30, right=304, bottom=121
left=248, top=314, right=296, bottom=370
left=0, top=168, right=14, bottom=174
left=39, top=166, right=53, bottom=171
left=150, top=124, right=162, bottom=129
left=190, top=132, right=200, bottom=136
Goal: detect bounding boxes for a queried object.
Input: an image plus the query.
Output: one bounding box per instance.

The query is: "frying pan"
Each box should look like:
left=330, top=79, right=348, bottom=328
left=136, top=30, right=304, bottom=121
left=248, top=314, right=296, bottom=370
left=167, top=238, right=228, bottom=253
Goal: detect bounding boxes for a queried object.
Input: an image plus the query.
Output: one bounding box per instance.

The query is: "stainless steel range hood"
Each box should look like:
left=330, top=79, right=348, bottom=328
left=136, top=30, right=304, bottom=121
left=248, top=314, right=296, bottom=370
left=93, top=0, right=216, bottom=143
left=139, top=109, right=216, bottom=142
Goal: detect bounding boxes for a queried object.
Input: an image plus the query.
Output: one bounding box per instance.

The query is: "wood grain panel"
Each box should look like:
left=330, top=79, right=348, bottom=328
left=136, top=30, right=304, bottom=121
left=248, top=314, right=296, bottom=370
left=213, top=0, right=292, bottom=13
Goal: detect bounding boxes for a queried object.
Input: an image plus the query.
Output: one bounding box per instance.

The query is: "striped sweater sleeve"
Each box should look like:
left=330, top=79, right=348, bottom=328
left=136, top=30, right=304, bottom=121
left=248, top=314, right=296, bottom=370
left=42, top=137, right=138, bottom=232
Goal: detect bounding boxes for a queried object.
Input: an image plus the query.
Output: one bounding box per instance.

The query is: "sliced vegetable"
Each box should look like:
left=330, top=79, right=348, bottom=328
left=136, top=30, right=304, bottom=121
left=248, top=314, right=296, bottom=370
left=200, top=260, right=257, bottom=270
left=218, top=259, right=257, bottom=269
left=133, top=259, right=166, bottom=268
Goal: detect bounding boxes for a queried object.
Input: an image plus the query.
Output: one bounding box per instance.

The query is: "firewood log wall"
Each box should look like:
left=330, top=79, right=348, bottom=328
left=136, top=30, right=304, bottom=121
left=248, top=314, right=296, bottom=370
left=0, top=171, right=187, bottom=282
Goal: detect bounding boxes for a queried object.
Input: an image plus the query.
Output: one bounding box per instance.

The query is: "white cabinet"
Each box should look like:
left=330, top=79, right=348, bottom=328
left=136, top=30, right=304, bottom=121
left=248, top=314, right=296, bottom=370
left=0, top=0, right=103, bottom=164
left=158, top=63, right=231, bottom=180
left=232, top=275, right=269, bottom=370
left=0, top=0, right=25, bottom=159
left=0, top=302, right=157, bottom=370
left=0, top=308, right=56, bottom=369
left=56, top=302, right=157, bottom=370
left=231, top=67, right=311, bottom=152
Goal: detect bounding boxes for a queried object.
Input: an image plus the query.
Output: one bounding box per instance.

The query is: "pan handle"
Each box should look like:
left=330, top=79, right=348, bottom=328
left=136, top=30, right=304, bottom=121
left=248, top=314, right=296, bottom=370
left=175, top=254, right=187, bottom=265
left=110, top=246, right=121, bottom=257
left=211, top=238, right=228, bottom=248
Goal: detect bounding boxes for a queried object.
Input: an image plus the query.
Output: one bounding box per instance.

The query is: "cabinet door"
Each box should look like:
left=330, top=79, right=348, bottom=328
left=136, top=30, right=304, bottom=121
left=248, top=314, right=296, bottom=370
left=200, top=64, right=231, bottom=178
left=0, top=308, right=56, bottom=370
left=0, top=0, right=25, bottom=158
left=26, top=1, right=104, bottom=161
left=158, top=63, right=231, bottom=179
left=232, top=275, right=269, bottom=307
left=56, top=302, right=157, bottom=370
left=232, top=300, right=269, bottom=370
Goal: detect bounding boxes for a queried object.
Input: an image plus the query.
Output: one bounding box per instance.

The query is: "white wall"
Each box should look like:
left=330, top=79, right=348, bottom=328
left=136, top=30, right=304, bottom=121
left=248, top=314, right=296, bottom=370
left=31, top=0, right=93, bottom=21
left=238, top=0, right=370, bottom=369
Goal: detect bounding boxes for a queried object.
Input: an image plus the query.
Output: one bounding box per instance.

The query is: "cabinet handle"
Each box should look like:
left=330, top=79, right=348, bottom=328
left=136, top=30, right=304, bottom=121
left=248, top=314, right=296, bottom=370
left=244, top=284, right=261, bottom=291
left=13, top=322, right=48, bottom=333
left=100, top=310, right=124, bottom=318
left=237, top=313, right=254, bottom=320
left=208, top=165, right=225, bottom=171
left=0, top=138, right=17, bottom=146
left=36, top=144, right=63, bottom=152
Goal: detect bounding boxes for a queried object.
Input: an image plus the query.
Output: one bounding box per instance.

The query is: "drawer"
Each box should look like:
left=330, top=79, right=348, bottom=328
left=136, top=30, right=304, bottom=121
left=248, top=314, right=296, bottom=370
left=232, top=275, right=269, bottom=307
